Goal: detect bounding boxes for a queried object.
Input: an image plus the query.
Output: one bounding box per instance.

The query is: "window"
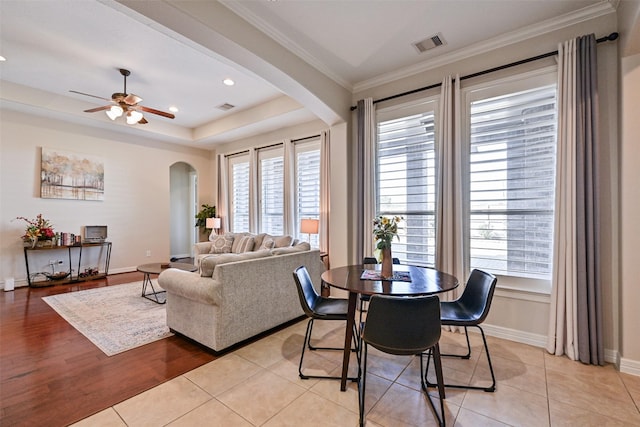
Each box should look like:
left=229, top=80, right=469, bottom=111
left=222, top=134, right=323, bottom=242
left=377, top=100, right=437, bottom=266
left=228, top=154, right=250, bottom=232
left=466, top=74, right=557, bottom=280
left=295, top=139, right=321, bottom=246
left=258, top=147, right=284, bottom=235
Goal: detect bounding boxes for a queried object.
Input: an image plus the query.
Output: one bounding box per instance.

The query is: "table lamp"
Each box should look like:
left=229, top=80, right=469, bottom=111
left=206, top=217, right=221, bottom=235
left=300, top=218, right=319, bottom=243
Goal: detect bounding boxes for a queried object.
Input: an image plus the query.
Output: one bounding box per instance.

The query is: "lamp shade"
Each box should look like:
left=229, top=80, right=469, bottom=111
left=206, top=217, right=221, bottom=229
left=300, top=218, right=319, bottom=234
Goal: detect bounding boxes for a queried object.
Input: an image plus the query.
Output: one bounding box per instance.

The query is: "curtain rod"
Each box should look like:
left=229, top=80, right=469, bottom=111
left=223, top=134, right=320, bottom=158
left=292, top=134, right=321, bottom=143
left=350, top=32, right=618, bottom=111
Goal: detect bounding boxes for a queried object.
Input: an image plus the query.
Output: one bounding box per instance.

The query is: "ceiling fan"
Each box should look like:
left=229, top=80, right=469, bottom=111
left=70, top=68, right=175, bottom=125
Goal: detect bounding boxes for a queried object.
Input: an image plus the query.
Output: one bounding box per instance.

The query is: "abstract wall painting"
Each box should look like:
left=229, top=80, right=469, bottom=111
left=41, top=148, right=104, bottom=201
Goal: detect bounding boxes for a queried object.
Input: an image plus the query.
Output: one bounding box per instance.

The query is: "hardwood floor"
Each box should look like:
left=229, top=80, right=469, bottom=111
left=0, top=272, right=217, bottom=427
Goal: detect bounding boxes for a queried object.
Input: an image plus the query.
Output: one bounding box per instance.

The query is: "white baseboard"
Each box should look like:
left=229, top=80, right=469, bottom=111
left=479, top=324, right=637, bottom=375
left=620, top=357, right=640, bottom=376
left=481, top=323, right=548, bottom=348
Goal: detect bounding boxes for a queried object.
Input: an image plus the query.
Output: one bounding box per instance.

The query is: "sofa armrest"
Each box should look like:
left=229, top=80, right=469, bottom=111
left=158, top=269, right=220, bottom=305
left=194, top=241, right=214, bottom=256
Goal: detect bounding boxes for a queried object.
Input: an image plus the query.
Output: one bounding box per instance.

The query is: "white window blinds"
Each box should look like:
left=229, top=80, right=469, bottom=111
left=259, top=149, right=284, bottom=235
left=230, top=158, right=250, bottom=232
left=469, top=84, right=557, bottom=279
left=295, top=141, right=321, bottom=246
left=377, top=107, right=436, bottom=266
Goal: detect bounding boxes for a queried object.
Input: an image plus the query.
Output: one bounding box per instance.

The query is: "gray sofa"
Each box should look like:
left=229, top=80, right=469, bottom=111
left=158, top=246, right=324, bottom=352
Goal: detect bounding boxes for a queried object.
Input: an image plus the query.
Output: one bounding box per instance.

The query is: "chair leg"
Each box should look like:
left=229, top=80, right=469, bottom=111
left=425, top=325, right=496, bottom=392
left=308, top=320, right=359, bottom=352
left=439, top=326, right=471, bottom=359
left=299, top=318, right=360, bottom=382
left=421, top=345, right=446, bottom=427
left=358, top=343, right=368, bottom=427
left=298, top=318, right=314, bottom=379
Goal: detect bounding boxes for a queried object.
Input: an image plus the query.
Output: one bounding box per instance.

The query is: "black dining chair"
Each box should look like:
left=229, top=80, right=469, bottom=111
left=292, top=266, right=360, bottom=381
left=359, top=294, right=446, bottom=427
left=425, top=269, right=498, bottom=392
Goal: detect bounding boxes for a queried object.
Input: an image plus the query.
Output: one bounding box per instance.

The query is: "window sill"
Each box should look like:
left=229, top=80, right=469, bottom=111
left=494, top=275, right=551, bottom=303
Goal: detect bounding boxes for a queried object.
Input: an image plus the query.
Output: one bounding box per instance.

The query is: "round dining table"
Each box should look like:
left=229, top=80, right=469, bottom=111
left=321, top=263, right=459, bottom=391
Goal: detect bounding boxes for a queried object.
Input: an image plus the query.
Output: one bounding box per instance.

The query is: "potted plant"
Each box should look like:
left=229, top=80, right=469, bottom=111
left=195, top=204, right=216, bottom=234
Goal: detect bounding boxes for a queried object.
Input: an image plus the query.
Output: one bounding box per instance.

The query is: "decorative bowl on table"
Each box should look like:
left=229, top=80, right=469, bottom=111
left=43, top=271, right=70, bottom=281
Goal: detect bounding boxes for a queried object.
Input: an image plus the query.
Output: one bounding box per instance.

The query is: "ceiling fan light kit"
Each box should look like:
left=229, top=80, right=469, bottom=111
left=106, top=105, right=123, bottom=120
left=126, top=110, right=143, bottom=124
left=71, top=68, right=175, bottom=125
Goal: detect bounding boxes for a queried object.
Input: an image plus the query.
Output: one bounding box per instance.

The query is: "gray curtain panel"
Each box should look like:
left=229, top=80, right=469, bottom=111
left=575, top=34, right=604, bottom=365
left=356, top=99, right=366, bottom=263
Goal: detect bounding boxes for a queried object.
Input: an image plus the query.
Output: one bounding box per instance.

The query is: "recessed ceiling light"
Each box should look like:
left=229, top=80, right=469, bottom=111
left=0, top=56, right=6, bottom=61
left=223, top=78, right=235, bottom=86
left=169, top=106, right=179, bottom=113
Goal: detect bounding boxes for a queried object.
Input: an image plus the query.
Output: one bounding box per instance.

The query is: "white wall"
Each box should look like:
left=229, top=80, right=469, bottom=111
left=620, top=52, right=640, bottom=373
left=0, top=110, right=213, bottom=286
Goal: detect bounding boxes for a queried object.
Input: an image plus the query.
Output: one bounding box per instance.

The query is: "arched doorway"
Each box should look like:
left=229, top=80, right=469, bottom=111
left=169, top=162, right=197, bottom=260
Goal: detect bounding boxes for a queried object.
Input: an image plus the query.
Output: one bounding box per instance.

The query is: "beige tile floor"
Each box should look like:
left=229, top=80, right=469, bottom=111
left=72, top=320, right=640, bottom=427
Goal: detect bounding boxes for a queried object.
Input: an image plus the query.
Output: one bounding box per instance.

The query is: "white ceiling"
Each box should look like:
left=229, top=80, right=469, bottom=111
left=0, top=0, right=613, bottom=150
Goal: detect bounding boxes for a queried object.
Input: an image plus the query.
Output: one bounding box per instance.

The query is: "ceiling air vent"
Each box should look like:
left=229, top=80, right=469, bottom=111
left=413, top=33, right=445, bottom=54
left=217, top=103, right=235, bottom=111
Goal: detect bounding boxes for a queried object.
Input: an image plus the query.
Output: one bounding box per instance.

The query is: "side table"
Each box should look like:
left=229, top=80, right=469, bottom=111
left=137, top=262, right=197, bottom=304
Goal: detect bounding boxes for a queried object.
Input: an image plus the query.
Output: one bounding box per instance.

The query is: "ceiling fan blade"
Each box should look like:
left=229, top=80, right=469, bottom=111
left=138, top=105, right=175, bottom=119
left=138, top=117, right=148, bottom=124
left=69, top=90, right=111, bottom=102
left=124, top=93, right=142, bottom=105
left=83, top=105, right=111, bottom=113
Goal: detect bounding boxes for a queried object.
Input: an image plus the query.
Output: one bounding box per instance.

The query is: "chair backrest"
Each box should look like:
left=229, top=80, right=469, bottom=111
left=292, top=266, right=320, bottom=316
left=363, top=257, right=401, bottom=264
left=363, top=294, right=441, bottom=355
left=457, top=269, right=498, bottom=324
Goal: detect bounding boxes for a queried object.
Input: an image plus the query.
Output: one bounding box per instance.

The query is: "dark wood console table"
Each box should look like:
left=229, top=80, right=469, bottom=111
left=23, top=242, right=112, bottom=287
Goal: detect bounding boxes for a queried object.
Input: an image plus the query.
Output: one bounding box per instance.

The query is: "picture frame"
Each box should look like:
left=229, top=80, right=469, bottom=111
left=40, top=147, right=104, bottom=201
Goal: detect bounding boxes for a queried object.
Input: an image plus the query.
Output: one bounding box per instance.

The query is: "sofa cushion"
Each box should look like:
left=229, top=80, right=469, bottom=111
left=272, top=241, right=310, bottom=255
left=252, top=233, right=267, bottom=250
left=200, top=249, right=273, bottom=277
left=259, top=236, right=275, bottom=250
left=233, top=235, right=255, bottom=253
left=208, top=235, right=234, bottom=254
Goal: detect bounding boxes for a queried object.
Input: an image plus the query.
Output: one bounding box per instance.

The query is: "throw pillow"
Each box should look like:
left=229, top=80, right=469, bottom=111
left=273, top=235, right=293, bottom=248
left=209, top=235, right=234, bottom=254
left=260, top=237, right=275, bottom=250
left=234, top=235, right=255, bottom=253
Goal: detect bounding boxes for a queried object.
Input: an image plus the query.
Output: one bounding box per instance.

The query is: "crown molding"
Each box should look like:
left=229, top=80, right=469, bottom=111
left=353, top=1, right=617, bottom=92
left=220, top=0, right=615, bottom=95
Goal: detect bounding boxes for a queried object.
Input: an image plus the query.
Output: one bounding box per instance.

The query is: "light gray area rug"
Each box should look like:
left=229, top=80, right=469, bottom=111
left=42, top=281, right=173, bottom=356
